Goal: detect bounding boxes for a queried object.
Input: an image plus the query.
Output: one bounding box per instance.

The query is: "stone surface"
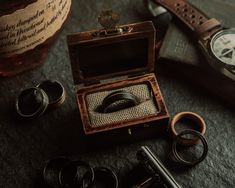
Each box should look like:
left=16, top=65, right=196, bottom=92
left=0, top=0, right=234, bottom=187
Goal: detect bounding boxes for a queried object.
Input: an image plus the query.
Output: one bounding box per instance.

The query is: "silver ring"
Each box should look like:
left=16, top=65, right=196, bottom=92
left=172, top=130, right=208, bottom=166
left=37, top=80, right=66, bottom=108
left=16, top=87, right=49, bottom=118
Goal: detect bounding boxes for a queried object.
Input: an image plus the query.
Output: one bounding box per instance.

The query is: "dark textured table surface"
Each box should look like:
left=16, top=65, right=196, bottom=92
left=0, top=0, right=234, bottom=188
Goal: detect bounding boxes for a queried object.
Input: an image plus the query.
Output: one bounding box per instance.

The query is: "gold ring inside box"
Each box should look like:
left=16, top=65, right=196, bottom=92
left=37, top=80, right=66, bottom=108
left=16, top=87, right=49, bottom=118
left=169, top=112, right=206, bottom=146
left=101, top=90, right=139, bottom=113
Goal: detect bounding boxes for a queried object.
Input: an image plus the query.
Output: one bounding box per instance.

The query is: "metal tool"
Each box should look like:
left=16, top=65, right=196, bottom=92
left=136, top=146, right=181, bottom=188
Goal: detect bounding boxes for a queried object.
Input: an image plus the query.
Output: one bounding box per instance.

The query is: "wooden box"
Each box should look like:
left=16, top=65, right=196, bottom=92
left=67, top=21, right=169, bottom=143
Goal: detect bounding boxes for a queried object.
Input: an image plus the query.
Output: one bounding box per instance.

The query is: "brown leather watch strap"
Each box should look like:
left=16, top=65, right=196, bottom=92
left=154, top=0, right=222, bottom=38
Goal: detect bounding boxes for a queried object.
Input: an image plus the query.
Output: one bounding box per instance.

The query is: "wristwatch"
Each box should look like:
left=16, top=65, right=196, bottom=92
left=153, top=0, right=235, bottom=81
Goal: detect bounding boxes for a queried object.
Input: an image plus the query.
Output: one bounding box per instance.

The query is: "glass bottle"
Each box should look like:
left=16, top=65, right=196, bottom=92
left=0, top=0, right=71, bottom=76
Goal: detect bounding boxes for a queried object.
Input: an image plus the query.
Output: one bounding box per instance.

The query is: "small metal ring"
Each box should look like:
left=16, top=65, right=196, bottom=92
left=172, top=130, right=208, bottom=166
left=43, top=157, right=71, bottom=188
left=37, top=80, right=66, bottom=108
left=102, top=90, right=139, bottom=113
left=15, top=87, right=49, bottom=118
left=82, top=167, right=119, bottom=188
left=169, top=112, right=206, bottom=146
left=59, top=160, right=95, bottom=188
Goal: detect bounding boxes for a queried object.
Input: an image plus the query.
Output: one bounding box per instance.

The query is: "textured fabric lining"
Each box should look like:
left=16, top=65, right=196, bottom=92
left=85, top=84, right=158, bottom=127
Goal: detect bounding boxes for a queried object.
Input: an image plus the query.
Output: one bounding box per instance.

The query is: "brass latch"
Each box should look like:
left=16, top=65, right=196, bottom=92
left=92, top=10, right=133, bottom=37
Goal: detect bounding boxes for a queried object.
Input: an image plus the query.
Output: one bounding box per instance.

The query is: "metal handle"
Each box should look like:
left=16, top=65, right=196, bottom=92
left=136, top=146, right=182, bottom=188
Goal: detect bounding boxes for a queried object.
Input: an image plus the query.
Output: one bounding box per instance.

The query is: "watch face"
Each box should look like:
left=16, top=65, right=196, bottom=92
left=210, top=29, right=235, bottom=66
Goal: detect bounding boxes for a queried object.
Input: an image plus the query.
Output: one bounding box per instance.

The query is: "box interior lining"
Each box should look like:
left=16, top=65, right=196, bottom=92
left=76, top=38, right=149, bottom=78
left=85, top=83, right=159, bottom=127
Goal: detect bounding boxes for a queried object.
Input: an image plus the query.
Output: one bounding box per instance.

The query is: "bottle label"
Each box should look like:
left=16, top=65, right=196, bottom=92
left=0, top=0, right=71, bottom=58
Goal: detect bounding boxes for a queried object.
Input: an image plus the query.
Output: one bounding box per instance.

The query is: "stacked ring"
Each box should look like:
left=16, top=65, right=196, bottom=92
left=59, top=160, right=94, bottom=188
left=172, top=130, right=208, bottom=166
left=37, top=80, right=66, bottom=108
left=102, top=90, right=139, bottom=113
left=169, top=112, right=206, bottom=146
left=93, top=167, right=118, bottom=188
left=16, top=80, right=66, bottom=119
left=43, top=157, right=71, bottom=188
left=16, top=87, right=49, bottom=118
left=43, top=158, right=119, bottom=188
left=82, top=167, right=119, bottom=188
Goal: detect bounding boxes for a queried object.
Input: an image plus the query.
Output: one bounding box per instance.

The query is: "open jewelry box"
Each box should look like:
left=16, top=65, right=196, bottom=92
left=67, top=18, right=169, bottom=143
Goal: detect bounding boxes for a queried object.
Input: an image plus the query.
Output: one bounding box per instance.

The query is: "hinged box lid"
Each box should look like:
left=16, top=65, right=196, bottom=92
left=67, top=21, right=156, bottom=85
